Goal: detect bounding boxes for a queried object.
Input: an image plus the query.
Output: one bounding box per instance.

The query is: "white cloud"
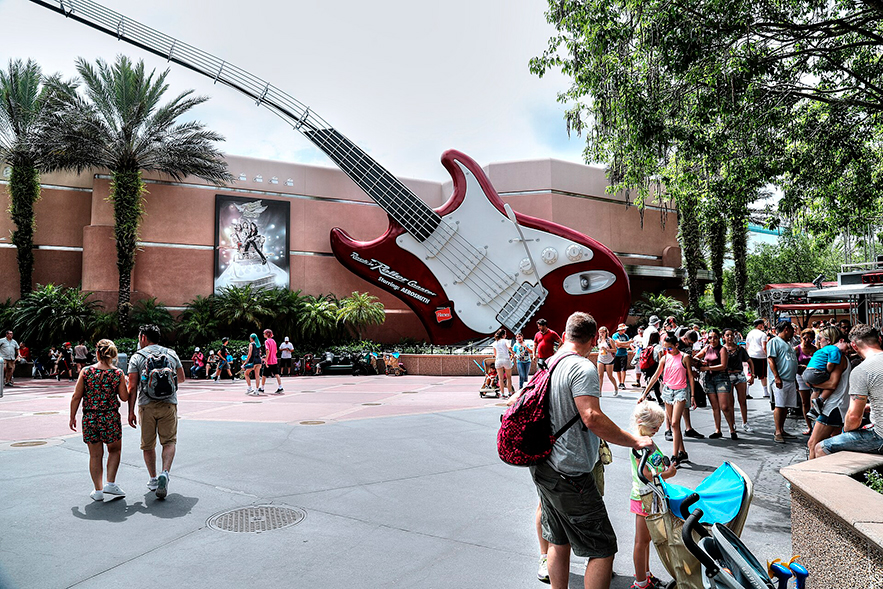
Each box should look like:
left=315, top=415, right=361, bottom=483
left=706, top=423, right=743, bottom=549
left=1, top=0, right=586, bottom=181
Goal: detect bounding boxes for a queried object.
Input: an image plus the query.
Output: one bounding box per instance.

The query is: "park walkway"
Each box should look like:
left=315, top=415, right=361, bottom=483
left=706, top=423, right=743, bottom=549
left=0, top=375, right=799, bottom=588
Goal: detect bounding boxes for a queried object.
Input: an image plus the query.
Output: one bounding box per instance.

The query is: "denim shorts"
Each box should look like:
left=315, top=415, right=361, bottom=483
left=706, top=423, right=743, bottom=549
left=821, top=426, right=883, bottom=455
left=706, top=373, right=732, bottom=394
left=729, top=371, right=747, bottom=385
left=530, top=460, right=617, bottom=558
left=661, top=384, right=688, bottom=404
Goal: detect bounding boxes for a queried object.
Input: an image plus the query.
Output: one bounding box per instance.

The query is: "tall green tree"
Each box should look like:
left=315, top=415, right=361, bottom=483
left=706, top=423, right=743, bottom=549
left=36, top=56, right=230, bottom=332
left=0, top=59, right=68, bottom=297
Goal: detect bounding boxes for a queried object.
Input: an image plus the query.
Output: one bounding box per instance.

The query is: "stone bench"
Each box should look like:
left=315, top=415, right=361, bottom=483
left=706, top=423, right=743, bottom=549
left=781, top=451, right=883, bottom=588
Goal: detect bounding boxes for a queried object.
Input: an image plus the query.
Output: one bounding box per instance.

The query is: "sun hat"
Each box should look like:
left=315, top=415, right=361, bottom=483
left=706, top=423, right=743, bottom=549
left=194, top=347, right=200, bottom=352
left=617, top=323, right=627, bottom=331
left=648, top=315, right=660, bottom=326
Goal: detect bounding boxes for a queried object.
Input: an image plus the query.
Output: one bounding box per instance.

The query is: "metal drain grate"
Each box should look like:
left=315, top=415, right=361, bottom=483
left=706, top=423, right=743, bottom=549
left=207, top=505, right=306, bottom=533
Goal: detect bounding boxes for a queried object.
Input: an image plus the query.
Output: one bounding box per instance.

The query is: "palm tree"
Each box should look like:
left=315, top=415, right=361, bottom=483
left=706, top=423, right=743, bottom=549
left=0, top=59, right=69, bottom=298
left=36, top=56, right=230, bottom=332
left=300, top=294, right=340, bottom=343
left=337, top=291, right=385, bottom=341
left=213, top=285, right=269, bottom=335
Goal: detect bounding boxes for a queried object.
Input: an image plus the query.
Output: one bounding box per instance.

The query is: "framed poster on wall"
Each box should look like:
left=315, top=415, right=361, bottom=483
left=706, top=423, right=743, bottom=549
left=214, top=195, right=290, bottom=293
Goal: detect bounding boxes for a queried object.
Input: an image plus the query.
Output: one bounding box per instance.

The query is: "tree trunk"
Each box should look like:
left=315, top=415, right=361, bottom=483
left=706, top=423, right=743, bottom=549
left=707, top=207, right=726, bottom=307
left=111, top=169, right=145, bottom=335
left=729, top=205, right=749, bottom=311
left=677, top=190, right=703, bottom=316
left=8, top=163, right=40, bottom=298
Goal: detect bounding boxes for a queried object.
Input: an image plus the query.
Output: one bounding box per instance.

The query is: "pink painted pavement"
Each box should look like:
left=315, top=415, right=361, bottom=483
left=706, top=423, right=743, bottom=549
left=0, top=374, right=505, bottom=443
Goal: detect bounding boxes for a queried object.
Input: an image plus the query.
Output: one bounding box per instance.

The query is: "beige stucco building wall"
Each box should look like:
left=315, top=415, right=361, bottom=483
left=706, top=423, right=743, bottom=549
left=0, top=154, right=687, bottom=342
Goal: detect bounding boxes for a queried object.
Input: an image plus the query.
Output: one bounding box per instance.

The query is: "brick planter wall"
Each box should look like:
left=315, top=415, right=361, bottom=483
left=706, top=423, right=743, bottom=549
left=781, top=452, right=883, bottom=589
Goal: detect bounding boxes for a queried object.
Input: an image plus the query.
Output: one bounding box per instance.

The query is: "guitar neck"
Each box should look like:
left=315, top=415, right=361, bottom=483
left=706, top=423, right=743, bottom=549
left=32, top=0, right=440, bottom=240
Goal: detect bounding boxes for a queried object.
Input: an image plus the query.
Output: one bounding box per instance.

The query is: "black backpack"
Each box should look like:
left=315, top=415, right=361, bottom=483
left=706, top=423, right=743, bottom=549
left=136, top=349, right=178, bottom=400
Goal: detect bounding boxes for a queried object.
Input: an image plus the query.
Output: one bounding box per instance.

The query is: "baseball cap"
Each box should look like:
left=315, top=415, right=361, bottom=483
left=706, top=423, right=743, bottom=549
left=284, top=337, right=290, bottom=342
left=194, top=347, right=200, bottom=352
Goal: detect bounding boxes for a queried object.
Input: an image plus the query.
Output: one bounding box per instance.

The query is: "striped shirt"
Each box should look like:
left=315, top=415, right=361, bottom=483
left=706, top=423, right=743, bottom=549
left=848, top=351, right=883, bottom=437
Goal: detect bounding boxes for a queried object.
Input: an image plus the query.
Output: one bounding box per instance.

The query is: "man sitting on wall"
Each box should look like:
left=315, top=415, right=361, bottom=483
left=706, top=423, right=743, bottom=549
left=816, top=324, right=883, bottom=457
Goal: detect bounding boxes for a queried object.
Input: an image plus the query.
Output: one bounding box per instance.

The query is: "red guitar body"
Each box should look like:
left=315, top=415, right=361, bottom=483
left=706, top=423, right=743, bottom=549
left=331, top=150, right=631, bottom=344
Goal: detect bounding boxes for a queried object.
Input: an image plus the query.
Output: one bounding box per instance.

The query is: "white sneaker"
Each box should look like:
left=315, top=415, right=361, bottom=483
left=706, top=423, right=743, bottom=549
left=90, top=489, right=104, bottom=501
left=102, top=482, right=126, bottom=498
left=537, top=555, right=549, bottom=583
left=156, top=471, right=169, bottom=499
left=147, top=477, right=159, bottom=491
left=742, top=422, right=753, bottom=433
left=611, top=390, right=621, bottom=398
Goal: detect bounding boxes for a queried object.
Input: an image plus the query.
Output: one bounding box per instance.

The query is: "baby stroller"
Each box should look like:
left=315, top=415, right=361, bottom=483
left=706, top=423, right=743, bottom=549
left=475, top=357, right=500, bottom=398
left=634, top=449, right=764, bottom=589
left=383, top=352, right=407, bottom=376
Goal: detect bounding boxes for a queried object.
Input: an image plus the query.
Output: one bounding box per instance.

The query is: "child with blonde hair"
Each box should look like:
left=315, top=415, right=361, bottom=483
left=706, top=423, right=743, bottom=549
left=629, top=401, right=677, bottom=589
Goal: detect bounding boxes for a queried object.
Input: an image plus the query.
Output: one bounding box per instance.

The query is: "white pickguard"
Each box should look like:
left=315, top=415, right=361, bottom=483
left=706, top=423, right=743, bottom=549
left=396, top=161, right=616, bottom=333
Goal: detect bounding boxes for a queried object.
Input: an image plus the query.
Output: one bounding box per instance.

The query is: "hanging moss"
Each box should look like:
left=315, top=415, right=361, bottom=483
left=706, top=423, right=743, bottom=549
left=108, top=169, right=146, bottom=333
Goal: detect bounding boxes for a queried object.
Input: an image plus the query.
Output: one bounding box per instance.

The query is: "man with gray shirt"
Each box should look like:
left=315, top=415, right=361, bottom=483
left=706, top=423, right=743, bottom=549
left=530, top=312, right=653, bottom=589
left=817, top=324, right=883, bottom=457
left=127, top=324, right=185, bottom=499
left=0, top=331, right=20, bottom=388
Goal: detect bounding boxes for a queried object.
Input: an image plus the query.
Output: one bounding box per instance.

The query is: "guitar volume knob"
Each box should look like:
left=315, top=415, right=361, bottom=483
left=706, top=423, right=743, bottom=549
left=519, top=258, right=534, bottom=275
left=541, top=247, right=558, bottom=264
left=566, top=244, right=583, bottom=261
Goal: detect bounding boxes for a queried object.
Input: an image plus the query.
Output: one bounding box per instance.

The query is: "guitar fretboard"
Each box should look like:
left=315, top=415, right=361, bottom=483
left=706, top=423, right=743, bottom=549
left=304, top=129, right=440, bottom=240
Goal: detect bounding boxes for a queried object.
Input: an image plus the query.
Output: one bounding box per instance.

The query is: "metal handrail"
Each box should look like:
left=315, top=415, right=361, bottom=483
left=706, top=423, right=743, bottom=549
left=32, top=0, right=331, bottom=135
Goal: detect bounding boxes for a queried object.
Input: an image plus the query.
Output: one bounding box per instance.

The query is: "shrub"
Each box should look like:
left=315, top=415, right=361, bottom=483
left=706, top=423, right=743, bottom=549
left=866, top=469, right=883, bottom=495
left=9, top=284, right=99, bottom=348
left=130, top=297, right=175, bottom=336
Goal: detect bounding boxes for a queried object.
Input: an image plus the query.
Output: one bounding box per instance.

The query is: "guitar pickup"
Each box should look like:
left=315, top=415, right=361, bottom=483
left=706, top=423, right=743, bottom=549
left=496, top=283, right=547, bottom=334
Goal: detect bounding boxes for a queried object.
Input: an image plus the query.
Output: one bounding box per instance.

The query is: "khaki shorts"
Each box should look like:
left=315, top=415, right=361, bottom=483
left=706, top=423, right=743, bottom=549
left=139, top=402, right=178, bottom=450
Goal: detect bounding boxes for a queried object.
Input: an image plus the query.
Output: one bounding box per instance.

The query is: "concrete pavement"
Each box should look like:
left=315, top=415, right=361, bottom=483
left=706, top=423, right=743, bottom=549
left=0, top=374, right=800, bottom=588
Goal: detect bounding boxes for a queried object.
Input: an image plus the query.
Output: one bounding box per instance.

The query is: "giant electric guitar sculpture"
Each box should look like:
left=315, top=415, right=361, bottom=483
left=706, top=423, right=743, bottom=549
left=31, top=0, right=631, bottom=344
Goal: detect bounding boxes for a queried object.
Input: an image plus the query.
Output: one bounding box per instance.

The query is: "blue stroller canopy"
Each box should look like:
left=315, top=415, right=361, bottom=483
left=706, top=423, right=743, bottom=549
left=662, top=462, right=746, bottom=525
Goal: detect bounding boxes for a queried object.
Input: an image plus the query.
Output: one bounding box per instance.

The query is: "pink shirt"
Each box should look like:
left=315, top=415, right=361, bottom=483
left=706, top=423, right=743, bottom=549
left=264, top=338, right=278, bottom=365
left=662, top=351, right=688, bottom=390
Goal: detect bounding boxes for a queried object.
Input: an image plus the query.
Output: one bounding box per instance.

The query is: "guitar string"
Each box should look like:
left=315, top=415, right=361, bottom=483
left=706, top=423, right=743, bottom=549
left=305, top=127, right=524, bottom=313
left=57, top=0, right=539, bottom=329
left=306, top=129, right=511, bottom=308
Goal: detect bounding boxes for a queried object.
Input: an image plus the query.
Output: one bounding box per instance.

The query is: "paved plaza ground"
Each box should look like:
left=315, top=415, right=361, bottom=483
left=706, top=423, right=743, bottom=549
left=0, top=373, right=801, bottom=588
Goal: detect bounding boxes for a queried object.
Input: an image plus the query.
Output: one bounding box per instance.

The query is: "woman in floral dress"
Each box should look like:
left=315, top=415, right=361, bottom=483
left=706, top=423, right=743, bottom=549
left=69, top=339, right=129, bottom=501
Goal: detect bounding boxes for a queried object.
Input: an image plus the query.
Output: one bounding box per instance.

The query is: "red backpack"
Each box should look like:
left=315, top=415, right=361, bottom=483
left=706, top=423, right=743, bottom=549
left=638, top=346, right=657, bottom=372
left=497, top=352, right=583, bottom=466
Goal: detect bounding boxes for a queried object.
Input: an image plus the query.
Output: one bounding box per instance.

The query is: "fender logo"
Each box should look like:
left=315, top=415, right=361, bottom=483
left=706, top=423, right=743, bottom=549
left=435, top=307, right=452, bottom=322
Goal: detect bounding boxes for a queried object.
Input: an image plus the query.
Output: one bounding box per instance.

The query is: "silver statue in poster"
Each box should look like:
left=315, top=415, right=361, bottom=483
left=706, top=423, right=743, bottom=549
left=215, top=198, right=289, bottom=291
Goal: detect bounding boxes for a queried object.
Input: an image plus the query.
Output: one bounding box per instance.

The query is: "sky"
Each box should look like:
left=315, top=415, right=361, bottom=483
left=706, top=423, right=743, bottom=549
left=0, top=0, right=588, bottom=182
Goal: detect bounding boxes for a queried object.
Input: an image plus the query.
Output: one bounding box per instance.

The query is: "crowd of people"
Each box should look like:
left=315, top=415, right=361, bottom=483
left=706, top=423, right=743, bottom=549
left=499, top=312, right=882, bottom=589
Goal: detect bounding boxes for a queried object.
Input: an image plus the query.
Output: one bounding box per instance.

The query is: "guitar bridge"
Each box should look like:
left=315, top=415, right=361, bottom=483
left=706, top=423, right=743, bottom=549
left=496, top=283, right=547, bottom=334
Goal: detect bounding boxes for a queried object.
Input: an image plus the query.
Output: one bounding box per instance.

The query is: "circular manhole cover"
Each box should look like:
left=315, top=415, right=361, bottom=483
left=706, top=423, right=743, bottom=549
left=299, top=420, right=325, bottom=425
left=207, top=505, right=306, bottom=533
left=11, top=441, right=47, bottom=447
